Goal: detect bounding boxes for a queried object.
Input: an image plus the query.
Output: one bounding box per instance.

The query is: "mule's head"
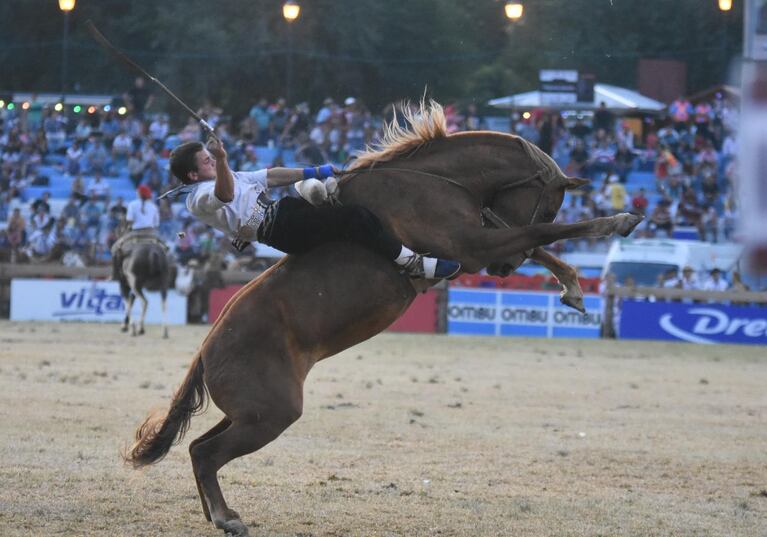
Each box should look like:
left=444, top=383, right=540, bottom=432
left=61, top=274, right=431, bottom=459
left=485, top=174, right=589, bottom=277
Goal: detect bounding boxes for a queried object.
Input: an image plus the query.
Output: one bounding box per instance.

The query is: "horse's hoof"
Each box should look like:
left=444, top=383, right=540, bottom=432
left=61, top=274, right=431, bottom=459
left=616, top=213, right=644, bottom=237
left=163, top=328, right=169, bottom=339
left=138, top=328, right=145, bottom=336
left=215, top=518, right=249, bottom=536
left=560, top=294, right=585, bottom=314
left=121, top=326, right=128, bottom=333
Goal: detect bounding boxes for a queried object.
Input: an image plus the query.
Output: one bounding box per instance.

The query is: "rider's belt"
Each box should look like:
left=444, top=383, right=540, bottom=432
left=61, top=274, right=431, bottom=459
left=231, top=192, right=276, bottom=252
left=256, top=197, right=279, bottom=243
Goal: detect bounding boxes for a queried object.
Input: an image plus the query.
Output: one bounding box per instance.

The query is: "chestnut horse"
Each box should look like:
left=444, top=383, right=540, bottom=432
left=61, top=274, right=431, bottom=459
left=125, top=102, right=642, bottom=536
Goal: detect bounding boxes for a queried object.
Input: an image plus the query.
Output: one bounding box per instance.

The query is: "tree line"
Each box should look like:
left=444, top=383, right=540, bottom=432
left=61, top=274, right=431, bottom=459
left=1, top=0, right=743, bottom=117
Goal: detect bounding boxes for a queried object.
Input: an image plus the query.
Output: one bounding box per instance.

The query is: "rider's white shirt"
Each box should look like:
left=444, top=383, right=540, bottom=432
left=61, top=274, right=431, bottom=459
left=127, top=199, right=159, bottom=229
left=185, top=170, right=269, bottom=241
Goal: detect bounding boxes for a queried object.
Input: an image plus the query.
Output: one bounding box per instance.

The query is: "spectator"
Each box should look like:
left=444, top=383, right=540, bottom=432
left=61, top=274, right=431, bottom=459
left=593, top=101, right=615, bottom=134
left=607, top=175, right=627, bottom=214
left=124, top=77, right=154, bottom=119
left=127, top=149, right=146, bottom=187
left=111, top=130, right=133, bottom=160
left=631, top=188, right=649, bottom=216
left=60, top=195, right=82, bottom=224
left=31, top=191, right=51, bottom=214
left=30, top=204, right=52, bottom=231
left=702, top=268, right=728, bottom=291
left=613, top=141, right=635, bottom=182
left=566, top=137, right=589, bottom=177
left=677, top=188, right=705, bottom=238
left=669, top=96, right=694, bottom=130
left=648, top=198, right=674, bottom=238
left=6, top=207, right=26, bottom=261
left=678, top=266, right=700, bottom=290
left=148, top=115, right=169, bottom=150
left=83, top=136, right=109, bottom=174
left=700, top=203, right=719, bottom=243
left=87, top=173, right=110, bottom=201
left=66, top=140, right=83, bottom=175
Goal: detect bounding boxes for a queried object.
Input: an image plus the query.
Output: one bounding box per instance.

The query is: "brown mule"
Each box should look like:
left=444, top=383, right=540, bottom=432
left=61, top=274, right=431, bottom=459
left=125, top=101, right=643, bottom=536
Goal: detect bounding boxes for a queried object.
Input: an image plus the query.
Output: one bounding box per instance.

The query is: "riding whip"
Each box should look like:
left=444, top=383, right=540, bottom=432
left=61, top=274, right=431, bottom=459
left=85, top=20, right=217, bottom=139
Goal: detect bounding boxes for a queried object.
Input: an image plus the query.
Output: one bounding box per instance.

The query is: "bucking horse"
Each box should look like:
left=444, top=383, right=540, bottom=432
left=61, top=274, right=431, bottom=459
left=123, top=101, right=642, bottom=536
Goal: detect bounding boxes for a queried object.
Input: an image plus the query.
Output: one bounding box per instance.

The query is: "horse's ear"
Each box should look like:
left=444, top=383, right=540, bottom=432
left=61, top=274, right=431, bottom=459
left=563, top=177, right=590, bottom=190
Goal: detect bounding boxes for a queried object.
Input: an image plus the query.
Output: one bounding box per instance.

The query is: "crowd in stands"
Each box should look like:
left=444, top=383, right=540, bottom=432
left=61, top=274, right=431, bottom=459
left=0, top=90, right=488, bottom=268
left=0, top=84, right=740, bottom=279
left=514, top=95, right=739, bottom=254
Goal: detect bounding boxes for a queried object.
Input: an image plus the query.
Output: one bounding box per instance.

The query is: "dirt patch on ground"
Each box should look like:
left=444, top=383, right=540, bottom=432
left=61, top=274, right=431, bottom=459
left=0, top=321, right=765, bottom=536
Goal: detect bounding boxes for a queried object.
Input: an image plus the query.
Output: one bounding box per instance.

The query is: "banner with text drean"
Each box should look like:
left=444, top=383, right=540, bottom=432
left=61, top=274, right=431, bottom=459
left=620, top=299, right=767, bottom=345
left=447, top=289, right=602, bottom=338
left=10, top=279, right=187, bottom=324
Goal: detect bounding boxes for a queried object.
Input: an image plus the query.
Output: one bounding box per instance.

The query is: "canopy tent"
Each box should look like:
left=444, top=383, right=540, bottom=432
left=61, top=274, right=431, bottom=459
left=488, top=83, right=666, bottom=114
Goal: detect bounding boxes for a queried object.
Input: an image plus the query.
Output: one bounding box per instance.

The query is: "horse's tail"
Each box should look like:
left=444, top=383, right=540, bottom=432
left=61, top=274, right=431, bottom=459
left=124, top=352, right=207, bottom=468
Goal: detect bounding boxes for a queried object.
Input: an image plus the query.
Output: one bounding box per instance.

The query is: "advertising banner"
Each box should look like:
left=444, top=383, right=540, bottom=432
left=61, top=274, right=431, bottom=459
left=10, top=279, right=187, bottom=324
left=447, top=289, right=602, bottom=338
left=619, top=299, right=767, bottom=345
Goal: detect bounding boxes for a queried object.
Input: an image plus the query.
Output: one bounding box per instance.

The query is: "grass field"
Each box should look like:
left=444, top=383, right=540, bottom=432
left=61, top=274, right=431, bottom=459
left=0, top=321, right=765, bottom=537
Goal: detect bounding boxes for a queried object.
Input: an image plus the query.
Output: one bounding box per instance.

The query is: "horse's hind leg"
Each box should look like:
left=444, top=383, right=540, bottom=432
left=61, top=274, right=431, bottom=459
left=123, top=293, right=135, bottom=333
left=189, top=417, right=232, bottom=522
left=136, top=289, right=148, bottom=336
left=530, top=248, right=584, bottom=313
left=161, top=290, right=169, bottom=339
left=190, top=390, right=303, bottom=536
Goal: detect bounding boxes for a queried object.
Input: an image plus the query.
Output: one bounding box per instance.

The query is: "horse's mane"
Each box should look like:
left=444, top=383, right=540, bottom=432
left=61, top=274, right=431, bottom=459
left=347, top=99, right=564, bottom=183
left=347, top=99, right=448, bottom=171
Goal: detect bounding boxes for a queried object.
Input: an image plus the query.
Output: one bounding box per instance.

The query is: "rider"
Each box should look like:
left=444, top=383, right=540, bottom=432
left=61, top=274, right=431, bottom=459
left=167, top=138, right=461, bottom=280
left=111, top=184, right=165, bottom=279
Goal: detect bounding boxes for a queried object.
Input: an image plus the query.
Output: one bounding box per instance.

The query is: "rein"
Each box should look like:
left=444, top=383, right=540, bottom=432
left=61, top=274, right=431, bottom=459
left=337, top=166, right=552, bottom=228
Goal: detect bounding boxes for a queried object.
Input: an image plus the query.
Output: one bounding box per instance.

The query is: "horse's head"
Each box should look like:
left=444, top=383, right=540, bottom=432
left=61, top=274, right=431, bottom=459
left=483, top=138, right=589, bottom=276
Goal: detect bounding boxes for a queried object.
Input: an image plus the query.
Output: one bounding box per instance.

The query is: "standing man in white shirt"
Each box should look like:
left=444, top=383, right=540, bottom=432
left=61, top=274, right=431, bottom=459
left=168, top=138, right=460, bottom=280
left=111, top=184, right=165, bottom=279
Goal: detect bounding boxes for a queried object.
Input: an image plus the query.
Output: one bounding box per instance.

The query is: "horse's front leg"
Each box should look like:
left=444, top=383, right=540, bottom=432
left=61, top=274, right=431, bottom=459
left=454, top=213, right=643, bottom=273
left=529, top=248, right=584, bottom=313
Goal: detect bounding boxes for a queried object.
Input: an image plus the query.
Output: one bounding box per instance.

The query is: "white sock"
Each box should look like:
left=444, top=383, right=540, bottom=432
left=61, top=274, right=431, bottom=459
left=394, top=246, right=438, bottom=278
left=394, top=245, right=417, bottom=265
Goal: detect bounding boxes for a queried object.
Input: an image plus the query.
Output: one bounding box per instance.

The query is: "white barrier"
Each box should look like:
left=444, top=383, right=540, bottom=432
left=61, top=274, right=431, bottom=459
left=10, top=279, right=187, bottom=324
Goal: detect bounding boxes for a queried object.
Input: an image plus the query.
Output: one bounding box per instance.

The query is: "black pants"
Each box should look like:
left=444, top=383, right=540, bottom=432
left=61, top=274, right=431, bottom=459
left=263, top=197, right=400, bottom=260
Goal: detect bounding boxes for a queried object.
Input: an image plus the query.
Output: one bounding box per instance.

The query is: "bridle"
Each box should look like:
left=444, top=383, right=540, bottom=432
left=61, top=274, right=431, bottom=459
left=337, top=166, right=554, bottom=229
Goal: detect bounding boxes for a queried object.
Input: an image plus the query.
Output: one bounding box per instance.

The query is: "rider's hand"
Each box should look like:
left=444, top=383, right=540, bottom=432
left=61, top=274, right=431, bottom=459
left=206, top=136, right=227, bottom=160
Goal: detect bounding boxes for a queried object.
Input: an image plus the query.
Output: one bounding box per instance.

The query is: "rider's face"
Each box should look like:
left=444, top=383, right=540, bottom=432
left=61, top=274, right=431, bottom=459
left=191, top=149, right=216, bottom=182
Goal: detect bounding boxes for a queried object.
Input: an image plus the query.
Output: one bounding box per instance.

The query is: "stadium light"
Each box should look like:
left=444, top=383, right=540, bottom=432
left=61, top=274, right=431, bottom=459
left=7, top=103, right=15, bottom=111
left=117, top=106, right=127, bottom=115
left=73, top=105, right=81, bottom=113
left=22, top=102, right=30, bottom=110
left=505, top=1, right=524, bottom=21
left=58, top=0, right=75, bottom=11
left=283, top=1, right=300, bottom=22
left=54, top=103, right=64, bottom=112
left=718, top=0, right=732, bottom=11
left=0, top=100, right=5, bottom=109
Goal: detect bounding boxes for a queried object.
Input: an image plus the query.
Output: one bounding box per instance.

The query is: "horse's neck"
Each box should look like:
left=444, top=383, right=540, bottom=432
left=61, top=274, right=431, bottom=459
left=346, top=134, right=539, bottom=196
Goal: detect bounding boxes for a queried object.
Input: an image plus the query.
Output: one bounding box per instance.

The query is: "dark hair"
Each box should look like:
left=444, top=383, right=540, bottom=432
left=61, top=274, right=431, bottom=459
left=169, top=141, right=204, bottom=184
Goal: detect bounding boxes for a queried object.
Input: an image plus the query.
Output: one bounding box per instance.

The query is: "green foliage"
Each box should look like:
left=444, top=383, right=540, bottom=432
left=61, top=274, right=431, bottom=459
left=0, top=0, right=744, bottom=115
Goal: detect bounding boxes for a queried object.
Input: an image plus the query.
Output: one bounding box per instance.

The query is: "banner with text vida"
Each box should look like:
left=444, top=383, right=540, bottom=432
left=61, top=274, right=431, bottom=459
left=10, top=279, right=187, bottom=324
left=620, top=300, right=767, bottom=345
left=447, top=289, right=602, bottom=338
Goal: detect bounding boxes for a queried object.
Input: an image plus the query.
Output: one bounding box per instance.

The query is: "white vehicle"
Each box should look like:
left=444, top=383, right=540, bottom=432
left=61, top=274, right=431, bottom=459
left=601, top=238, right=744, bottom=286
